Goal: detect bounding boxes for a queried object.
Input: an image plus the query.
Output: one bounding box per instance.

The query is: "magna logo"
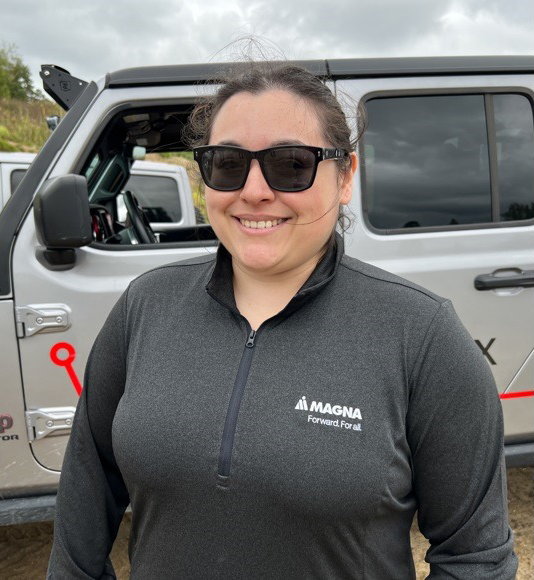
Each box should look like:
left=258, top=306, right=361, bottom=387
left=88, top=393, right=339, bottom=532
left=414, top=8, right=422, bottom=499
left=295, top=396, right=362, bottom=420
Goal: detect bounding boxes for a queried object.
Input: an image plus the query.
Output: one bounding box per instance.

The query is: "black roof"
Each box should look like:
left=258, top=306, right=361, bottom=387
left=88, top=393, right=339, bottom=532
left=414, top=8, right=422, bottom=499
left=106, top=56, right=534, bottom=88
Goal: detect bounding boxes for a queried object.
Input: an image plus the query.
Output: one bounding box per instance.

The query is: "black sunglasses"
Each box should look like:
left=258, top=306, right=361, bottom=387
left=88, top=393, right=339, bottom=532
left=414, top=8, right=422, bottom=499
left=193, top=145, right=347, bottom=192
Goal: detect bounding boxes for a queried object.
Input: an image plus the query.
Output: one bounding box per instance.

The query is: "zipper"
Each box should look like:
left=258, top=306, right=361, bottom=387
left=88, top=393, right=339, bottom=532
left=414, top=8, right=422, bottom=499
left=217, top=327, right=257, bottom=484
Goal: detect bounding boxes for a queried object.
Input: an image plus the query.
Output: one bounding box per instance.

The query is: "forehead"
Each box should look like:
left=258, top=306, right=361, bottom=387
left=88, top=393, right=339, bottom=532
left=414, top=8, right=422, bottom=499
left=209, top=89, right=325, bottom=147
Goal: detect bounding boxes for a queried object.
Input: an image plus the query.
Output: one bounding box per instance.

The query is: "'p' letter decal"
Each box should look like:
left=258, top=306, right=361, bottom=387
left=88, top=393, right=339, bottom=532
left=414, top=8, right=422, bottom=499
left=0, top=414, right=13, bottom=433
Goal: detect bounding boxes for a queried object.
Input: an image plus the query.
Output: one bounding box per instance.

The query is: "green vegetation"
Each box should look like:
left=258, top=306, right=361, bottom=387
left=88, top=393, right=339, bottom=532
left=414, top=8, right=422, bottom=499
left=0, top=42, right=209, bottom=220
left=0, top=42, right=62, bottom=152
left=0, top=44, right=41, bottom=101
left=160, top=151, right=193, bottom=161
left=0, top=98, right=62, bottom=152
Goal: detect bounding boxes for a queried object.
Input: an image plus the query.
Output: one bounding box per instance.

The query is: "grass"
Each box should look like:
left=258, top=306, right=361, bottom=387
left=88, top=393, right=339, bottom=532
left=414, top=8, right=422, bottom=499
left=0, top=99, right=209, bottom=221
left=0, top=98, right=63, bottom=152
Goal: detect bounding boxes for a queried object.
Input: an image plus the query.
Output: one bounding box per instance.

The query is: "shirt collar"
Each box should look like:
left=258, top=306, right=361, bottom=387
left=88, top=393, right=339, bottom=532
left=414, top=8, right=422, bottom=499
left=205, top=232, right=344, bottom=320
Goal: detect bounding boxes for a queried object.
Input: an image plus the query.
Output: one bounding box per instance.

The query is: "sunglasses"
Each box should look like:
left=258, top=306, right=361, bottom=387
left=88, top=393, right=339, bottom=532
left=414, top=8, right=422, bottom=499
left=193, top=145, right=347, bottom=192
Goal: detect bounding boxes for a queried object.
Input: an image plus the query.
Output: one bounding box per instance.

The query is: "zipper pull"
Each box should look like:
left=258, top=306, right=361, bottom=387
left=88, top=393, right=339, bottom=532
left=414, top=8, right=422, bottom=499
left=246, top=330, right=256, bottom=348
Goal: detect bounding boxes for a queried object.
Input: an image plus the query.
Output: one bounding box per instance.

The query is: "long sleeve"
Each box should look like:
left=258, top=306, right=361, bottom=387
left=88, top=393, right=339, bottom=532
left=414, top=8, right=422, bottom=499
left=47, top=289, right=131, bottom=579
left=406, top=300, right=518, bottom=579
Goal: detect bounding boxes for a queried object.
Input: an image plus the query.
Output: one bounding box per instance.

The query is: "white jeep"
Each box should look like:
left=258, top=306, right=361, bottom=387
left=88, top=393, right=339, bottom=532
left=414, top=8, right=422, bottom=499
left=0, top=56, right=532, bottom=525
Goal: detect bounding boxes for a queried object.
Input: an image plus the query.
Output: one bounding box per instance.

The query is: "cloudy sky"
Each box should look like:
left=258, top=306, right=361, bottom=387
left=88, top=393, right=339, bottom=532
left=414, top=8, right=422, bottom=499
left=2, top=0, right=533, bottom=92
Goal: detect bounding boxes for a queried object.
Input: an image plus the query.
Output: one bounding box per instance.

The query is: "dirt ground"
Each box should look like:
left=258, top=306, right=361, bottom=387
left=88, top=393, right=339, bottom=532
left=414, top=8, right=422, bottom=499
left=1, top=467, right=532, bottom=579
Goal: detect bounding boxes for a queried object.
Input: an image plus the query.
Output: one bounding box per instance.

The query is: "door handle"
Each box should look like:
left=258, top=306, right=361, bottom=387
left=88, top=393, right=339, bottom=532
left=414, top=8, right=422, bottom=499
left=474, top=269, right=534, bottom=291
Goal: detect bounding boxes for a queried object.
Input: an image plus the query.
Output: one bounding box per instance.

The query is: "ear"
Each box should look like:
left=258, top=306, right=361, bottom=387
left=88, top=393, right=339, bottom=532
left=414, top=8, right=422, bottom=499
left=339, top=152, right=357, bottom=205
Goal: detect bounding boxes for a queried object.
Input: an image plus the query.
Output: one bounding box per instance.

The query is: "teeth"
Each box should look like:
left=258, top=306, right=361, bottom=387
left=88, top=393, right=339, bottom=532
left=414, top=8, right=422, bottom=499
left=239, top=218, right=285, bottom=229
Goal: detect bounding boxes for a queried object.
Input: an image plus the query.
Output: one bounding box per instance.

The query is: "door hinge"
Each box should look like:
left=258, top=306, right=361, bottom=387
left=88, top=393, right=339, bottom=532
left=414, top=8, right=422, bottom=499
left=25, top=407, right=76, bottom=442
left=15, top=304, right=71, bottom=338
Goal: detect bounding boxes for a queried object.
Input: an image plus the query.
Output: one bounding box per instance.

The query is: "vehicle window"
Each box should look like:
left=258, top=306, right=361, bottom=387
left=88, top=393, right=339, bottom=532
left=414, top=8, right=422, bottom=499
left=10, top=169, right=27, bottom=195
left=78, top=104, right=215, bottom=247
left=364, top=95, right=491, bottom=230
left=84, top=152, right=101, bottom=181
left=123, top=174, right=182, bottom=223
left=363, top=93, right=534, bottom=231
left=493, top=94, right=534, bottom=221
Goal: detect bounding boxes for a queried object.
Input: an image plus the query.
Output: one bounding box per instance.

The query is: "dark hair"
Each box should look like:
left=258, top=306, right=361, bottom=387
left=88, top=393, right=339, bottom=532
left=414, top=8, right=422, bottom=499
left=184, top=61, right=367, bottom=231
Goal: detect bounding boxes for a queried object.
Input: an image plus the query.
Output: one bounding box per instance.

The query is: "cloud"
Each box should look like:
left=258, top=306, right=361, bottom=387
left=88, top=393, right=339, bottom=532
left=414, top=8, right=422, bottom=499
left=428, top=0, right=534, bottom=55
left=0, top=0, right=532, bottom=95
left=239, top=0, right=453, bottom=58
left=236, top=0, right=533, bottom=59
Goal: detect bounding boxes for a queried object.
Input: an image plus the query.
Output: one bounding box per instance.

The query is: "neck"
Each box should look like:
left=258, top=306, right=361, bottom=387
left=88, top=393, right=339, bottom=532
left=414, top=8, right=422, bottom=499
left=232, top=252, right=324, bottom=330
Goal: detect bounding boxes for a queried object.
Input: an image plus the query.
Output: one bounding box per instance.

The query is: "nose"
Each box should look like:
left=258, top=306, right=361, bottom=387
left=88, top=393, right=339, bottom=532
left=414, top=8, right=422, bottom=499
left=239, top=160, right=275, bottom=203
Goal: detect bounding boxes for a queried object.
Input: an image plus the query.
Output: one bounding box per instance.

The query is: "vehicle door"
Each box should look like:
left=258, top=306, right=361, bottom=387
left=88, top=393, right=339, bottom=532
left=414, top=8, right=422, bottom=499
left=338, top=72, right=534, bottom=443
left=11, top=84, right=216, bottom=472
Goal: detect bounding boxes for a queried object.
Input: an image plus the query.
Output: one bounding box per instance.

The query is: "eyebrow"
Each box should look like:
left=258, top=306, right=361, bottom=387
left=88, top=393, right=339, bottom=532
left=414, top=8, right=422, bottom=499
left=215, top=139, right=307, bottom=148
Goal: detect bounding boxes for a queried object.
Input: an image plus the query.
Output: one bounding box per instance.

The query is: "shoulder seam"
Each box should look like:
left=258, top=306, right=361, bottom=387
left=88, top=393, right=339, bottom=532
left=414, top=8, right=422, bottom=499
left=408, top=300, right=452, bottom=386
left=339, top=260, right=443, bottom=304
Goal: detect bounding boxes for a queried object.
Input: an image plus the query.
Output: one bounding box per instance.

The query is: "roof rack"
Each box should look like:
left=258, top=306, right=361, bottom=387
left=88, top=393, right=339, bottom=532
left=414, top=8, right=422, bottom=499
left=106, top=56, right=534, bottom=88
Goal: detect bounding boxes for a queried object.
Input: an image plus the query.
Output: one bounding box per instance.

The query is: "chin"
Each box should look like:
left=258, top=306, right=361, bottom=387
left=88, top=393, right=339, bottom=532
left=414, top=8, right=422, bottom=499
left=236, top=245, right=283, bottom=272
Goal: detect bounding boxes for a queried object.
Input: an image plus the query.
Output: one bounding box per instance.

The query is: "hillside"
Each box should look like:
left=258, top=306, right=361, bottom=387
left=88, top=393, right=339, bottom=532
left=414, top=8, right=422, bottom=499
left=0, top=98, right=62, bottom=152
left=0, top=98, right=208, bottom=218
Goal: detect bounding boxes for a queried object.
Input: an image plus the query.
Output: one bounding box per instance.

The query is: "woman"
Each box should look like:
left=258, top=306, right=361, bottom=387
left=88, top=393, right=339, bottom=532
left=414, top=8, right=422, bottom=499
left=48, top=63, right=517, bottom=579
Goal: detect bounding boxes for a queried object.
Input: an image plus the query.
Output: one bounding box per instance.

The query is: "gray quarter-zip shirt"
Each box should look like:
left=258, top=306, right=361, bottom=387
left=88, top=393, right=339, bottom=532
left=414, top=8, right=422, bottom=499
left=48, top=235, right=517, bottom=579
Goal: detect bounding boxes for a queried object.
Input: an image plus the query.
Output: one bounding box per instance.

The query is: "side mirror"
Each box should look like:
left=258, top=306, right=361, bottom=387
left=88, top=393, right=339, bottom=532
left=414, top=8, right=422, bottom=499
left=34, top=175, right=92, bottom=270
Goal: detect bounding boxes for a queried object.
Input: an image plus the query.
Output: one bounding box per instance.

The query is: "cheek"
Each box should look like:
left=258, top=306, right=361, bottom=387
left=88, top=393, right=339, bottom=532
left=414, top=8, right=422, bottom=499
left=205, top=191, right=228, bottom=219
left=307, top=178, right=341, bottom=217
left=314, top=167, right=341, bottom=200
left=204, top=190, right=217, bottom=210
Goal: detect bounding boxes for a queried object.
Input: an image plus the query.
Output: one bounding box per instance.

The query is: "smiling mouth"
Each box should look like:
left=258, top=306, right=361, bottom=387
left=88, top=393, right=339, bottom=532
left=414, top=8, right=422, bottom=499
left=237, top=218, right=288, bottom=229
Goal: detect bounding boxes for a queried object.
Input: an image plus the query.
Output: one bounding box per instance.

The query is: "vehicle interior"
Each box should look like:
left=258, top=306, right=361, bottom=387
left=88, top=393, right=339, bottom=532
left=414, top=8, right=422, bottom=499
left=80, top=104, right=217, bottom=247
